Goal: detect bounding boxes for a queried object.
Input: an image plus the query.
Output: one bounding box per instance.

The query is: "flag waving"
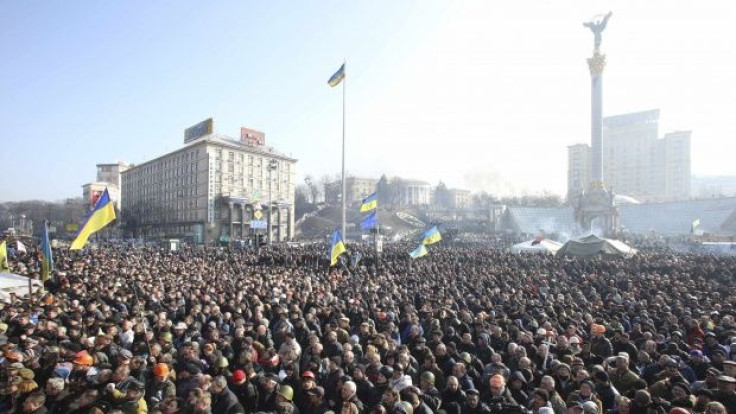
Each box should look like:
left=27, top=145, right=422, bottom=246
left=419, top=226, right=442, bottom=245
left=360, top=193, right=378, bottom=212
left=0, top=241, right=8, bottom=272
left=360, top=211, right=378, bottom=230
left=329, top=229, right=347, bottom=266
left=41, top=220, right=54, bottom=281
left=328, top=63, right=345, bottom=87
left=71, top=188, right=116, bottom=250
left=409, top=244, right=428, bottom=259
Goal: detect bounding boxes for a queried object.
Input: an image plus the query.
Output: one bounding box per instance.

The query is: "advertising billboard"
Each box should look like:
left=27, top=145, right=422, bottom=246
left=184, top=118, right=214, bottom=143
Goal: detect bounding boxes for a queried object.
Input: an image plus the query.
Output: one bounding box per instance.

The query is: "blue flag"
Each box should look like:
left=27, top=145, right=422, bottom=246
left=360, top=211, right=378, bottom=230
left=419, top=226, right=442, bottom=245
left=409, top=244, right=428, bottom=259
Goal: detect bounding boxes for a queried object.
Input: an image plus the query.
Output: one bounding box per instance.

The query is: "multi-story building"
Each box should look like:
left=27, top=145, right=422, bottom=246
left=324, top=176, right=377, bottom=206
left=449, top=189, right=472, bottom=209
left=567, top=144, right=591, bottom=201
left=567, top=110, right=691, bottom=202
left=82, top=162, right=131, bottom=210
left=398, top=179, right=432, bottom=206
left=121, top=123, right=296, bottom=244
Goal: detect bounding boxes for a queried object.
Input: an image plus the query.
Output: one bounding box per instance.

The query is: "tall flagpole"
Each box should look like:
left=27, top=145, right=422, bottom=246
left=341, top=61, right=346, bottom=241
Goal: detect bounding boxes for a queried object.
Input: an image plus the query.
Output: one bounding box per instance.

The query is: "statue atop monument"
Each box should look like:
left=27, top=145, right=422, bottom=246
left=583, top=11, right=612, bottom=53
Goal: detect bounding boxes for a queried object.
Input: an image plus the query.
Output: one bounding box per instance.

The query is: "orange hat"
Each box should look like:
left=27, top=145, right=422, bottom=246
left=153, top=363, right=170, bottom=377
left=490, top=374, right=506, bottom=388
left=4, top=351, right=22, bottom=362
left=592, top=324, right=606, bottom=335
left=74, top=352, right=94, bottom=366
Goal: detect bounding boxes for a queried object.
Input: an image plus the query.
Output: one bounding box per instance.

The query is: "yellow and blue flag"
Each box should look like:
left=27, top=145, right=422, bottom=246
left=328, top=64, right=345, bottom=87
left=41, top=220, right=54, bottom=281
left=71, top=188, right=116, bottom=250
left=0, top=241, right=8, bottom=272
left=329, top=229, right=346, bottom=266
left=360, top=193, right=378, bottom=212
left=409, top=244, right=428, bottom=260
left=360, top=211, right=378, bottom=230
left=420, top=226, right=442, bottom=245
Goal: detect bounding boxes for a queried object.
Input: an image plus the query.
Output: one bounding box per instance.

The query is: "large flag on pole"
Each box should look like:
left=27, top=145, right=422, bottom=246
left=419, top=226, right=442, bottom=245
left=329, top=229, right=347, bottom=266
left=0, top=241, right=8, bottom=272
left=328, top=63, right=345, bottom=87
left=409, top=244, right=428, bottom=259
left=360, top=211, right=378, bottom=230
left=360, top=193, right=378, bottom=212
left=40, top=220, right=54, bottom=281
left=70, top=188, right=116, bottom=250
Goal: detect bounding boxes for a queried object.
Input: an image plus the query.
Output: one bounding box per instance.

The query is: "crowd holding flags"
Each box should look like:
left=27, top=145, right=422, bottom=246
left=71, top=188, right=116, bottom=250
left=40, top=220, right=54, bottom=281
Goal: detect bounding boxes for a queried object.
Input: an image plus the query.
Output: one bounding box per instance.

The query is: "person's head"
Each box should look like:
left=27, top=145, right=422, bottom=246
left=153, top=363, right=170, bottom=382
left=211, top=376, right=228, bottom=394
left=445, top=376, right=459, bottom=392
left=22, top=392, right=46, bottom=413
left=579, top=380, right=594, bottom=397
left=615, top=396, right=630, bottom=414
left=342, top=381, right=357, bottom=400
left=716, top=375, right=736, bottom=392
left=540, top=375, right=555, bottom=392
left=705, top=401, right=727, bottom=414
left=466, top=389, right=480, bottom=407
left=382, top=387, right=400, bottom=406
left=489, top=374, right=505, bottom=397
left=45, top=378, right=65, bottom=396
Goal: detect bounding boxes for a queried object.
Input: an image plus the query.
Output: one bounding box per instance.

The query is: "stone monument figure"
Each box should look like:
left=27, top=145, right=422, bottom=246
left=583, top=11, right=612, bottom=52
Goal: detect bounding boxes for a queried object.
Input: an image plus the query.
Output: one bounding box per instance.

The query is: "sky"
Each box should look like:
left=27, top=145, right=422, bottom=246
left=1, top=1, right=735, bottom=201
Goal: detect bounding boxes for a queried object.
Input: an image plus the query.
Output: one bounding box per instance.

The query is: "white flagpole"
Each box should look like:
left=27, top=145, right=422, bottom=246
left=341, top=61, right=346, bottom=242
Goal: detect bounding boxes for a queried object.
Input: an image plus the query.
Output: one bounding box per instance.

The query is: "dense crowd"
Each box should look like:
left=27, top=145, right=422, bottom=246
left=1, top=242, right=735, bottom=414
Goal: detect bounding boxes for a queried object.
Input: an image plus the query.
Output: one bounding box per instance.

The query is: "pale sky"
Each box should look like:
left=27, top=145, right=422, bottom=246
left=1, top=1, right=735, bottom=201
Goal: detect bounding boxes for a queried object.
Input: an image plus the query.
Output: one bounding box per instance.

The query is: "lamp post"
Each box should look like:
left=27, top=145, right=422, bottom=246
left=267, top=159, right=279, bottom=244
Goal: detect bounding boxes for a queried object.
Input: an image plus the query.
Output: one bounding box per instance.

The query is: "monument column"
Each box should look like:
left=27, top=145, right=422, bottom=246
left=589, top=52, right=606, bottom=186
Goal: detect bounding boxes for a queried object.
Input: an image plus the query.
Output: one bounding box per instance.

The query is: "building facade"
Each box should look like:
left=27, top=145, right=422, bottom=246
left=82, top=162, right=130, bottom=210
left=121, top=129, right=296, bottom=244
left=567, top=110, right=691, bottom=202
left=324, top=176, right=377, bottom=206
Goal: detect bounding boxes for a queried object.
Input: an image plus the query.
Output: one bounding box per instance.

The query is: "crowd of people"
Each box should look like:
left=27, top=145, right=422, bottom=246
left=1, top=241, right=735, bottom=414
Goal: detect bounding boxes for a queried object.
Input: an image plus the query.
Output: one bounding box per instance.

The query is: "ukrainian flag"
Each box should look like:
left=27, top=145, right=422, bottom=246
left=328, top=64, right=345, bottom=87
left=329, top=229, right=346, bottom=266
left=420, top=226, right=442, bottom=245
left=70, top=188, right=116, bottom=250
left=409, top=244, right=428, bottom=259
left=360, top=193, right=378, bottom=212
left=41, top=221, right=54, bottom=281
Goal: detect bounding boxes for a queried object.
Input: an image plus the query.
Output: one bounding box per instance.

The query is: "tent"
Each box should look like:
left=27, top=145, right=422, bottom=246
left=510, top=239, right=563, bottom=255
left=0, top=273, right=43, bottom=303
left=556, top=234, right=637, bottom=258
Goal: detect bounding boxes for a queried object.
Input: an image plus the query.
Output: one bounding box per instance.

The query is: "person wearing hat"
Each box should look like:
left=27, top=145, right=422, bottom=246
left=713, top=375, right=736, bottom=414
left=106, top=380, right=148, bottom=414
left=608, top=353, right=641, bottom=398
left=231, top=369, right=259, bottom=413
left=303, top=386, right=328, bottom=414
left=591, top=370, right=617, bottom=412
left=565, top=380, right=602, bottom=414
left=482, top=374, right=520, bottom=412
left=211, top=375, right=246, bottom=414
left=688, top=349, right=711, bottom=380
left=702, top=333, right=728, bottom=360
left=146, top=363, right=176, bottom=410
left=258, top=373, right=282, bottom=412
left=590, top=325, right=613, bottom=359
left=460, top=388, right=490, bottom=414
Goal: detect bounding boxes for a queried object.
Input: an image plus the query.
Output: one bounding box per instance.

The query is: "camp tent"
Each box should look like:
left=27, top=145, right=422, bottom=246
left=510, top=239, right=563, bottom=255
left=556, top=234, right=637, bottom=258
left=0, top=273, right=43, bottom=303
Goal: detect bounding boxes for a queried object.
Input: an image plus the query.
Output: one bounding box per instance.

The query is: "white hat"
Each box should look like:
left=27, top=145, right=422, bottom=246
left=175, top=322, right=187, bottom=330
left=569, top=336, right=581, bottom=344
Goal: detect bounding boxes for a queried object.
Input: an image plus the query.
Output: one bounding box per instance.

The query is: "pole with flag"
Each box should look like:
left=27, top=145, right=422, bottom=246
left=328, top=62, right=347, bottom=244
left=40, top=220, right=54, bottom=282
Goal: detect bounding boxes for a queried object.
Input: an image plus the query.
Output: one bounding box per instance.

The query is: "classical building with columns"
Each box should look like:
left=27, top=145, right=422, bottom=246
left=121, top=122, right=296, bottom=244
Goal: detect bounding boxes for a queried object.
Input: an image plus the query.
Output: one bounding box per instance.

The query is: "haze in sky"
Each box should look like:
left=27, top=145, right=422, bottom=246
left=1, top=1, right=735, bottom=201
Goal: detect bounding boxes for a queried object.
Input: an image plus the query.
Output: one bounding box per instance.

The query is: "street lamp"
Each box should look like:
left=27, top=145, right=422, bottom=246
left=267, top=159, right=279, bottom=244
